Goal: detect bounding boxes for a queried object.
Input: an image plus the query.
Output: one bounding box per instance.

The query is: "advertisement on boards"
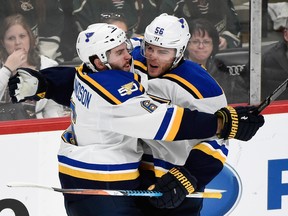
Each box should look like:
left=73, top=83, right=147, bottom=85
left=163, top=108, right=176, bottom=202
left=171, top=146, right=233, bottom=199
left=0, top=131, right=66, bottom=216
left=0, top=111, right=288, bottom=215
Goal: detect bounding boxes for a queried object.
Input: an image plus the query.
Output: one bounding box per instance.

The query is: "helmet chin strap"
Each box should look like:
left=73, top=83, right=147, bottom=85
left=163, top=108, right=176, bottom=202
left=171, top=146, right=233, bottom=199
left=171, top=47, right=185, bottom=69
left=171, top=56, right=181, bottom=69
left=87, top=62, right=98, bottom=72
left=86, top=60, right=112, bottom=72
left=105, top=63, right=112, bottom=70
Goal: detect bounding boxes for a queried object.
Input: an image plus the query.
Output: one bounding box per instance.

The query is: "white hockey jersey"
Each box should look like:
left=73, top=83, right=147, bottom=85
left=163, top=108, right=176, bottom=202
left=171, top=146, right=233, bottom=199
left=132, top=40, right=228, bottom=187
left=57, top=64, right=219, bottom=196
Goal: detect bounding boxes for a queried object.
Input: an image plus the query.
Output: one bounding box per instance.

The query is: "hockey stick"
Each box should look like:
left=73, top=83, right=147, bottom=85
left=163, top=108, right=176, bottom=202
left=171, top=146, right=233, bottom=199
left=7, top=182, right=224, bottom=199
left=252, top=78, right=288, bottom=115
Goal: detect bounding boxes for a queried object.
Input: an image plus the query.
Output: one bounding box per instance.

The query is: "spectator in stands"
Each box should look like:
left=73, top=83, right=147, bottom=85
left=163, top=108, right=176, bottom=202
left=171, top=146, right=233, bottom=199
left=0, top=0, right=64, bottom=62
left=59, top=0, right=78, bottom=61
left=185, top=18, right=219, bottom=71
left=186, top=18, right=250, bottom=105
left=262, top=17, right=288, bottom=100
left=134, top=0, right=161, bottom=35
left=71, top=12, right=132, bottom=63
left=71, top=0, right=138, bottom=33
left=59, top=0, right=138, bottom=61
left=100, top=12, right=129, bottom=37
left=159, top=0, right=242, bottom=49
left=0, top=14, right=68, bottom=120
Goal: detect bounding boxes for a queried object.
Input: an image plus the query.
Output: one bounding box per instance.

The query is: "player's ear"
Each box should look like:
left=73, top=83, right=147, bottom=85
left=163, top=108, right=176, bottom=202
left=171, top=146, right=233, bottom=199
left=94, top=59, right=106, bottom=70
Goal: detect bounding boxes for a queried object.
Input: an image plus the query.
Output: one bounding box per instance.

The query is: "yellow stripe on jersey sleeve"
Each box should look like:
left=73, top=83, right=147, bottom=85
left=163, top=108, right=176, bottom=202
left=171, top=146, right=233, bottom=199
left=165, top=107, right=184, bottom=141
left=140, top=163, right=167, bottom=178
left=154, top=169, right=166, bottom=178
left=77, top=70, right=122, bottom=105
left=193, top=143, right=227, bottom=164
left=59, top=164, right=140, bottom=182
left=134, top=60, right=147, bottom=71
left=164, top=74, right=204, bottom=99
left=134, top=73, right=144, bottom=92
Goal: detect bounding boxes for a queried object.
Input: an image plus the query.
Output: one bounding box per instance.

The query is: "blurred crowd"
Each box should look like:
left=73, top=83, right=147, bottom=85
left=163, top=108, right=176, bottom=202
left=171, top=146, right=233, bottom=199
left=0, top=0, right=287, bottom=121
left=0, top=0, right=243, bottom=62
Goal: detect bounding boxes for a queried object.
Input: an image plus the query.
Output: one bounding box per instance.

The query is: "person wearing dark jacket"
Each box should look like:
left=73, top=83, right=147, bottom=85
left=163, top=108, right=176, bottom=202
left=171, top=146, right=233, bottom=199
left=262, top=18, right=288, bottom=101
left=160, top=0, right=242, bottom=49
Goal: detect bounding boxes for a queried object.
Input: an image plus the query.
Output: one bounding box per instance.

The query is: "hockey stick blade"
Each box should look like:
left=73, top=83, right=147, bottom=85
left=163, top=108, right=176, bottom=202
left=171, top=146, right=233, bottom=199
left=253, top=78, right=288, bottom=115
left=7, top=182, right=224, bottom=199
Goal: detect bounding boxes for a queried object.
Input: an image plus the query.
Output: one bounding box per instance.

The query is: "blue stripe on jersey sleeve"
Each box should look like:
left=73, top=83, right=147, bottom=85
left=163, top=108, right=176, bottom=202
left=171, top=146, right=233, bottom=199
left=164, top=60, right=223, bottom=98
left=58, top=155, right=140, bottom=171
left=153, top=158, right=175, bottom=170
left=77, top=69, right=145, bottom=104
left=207, top=140, right=229, bottom=156
left=153, top=107, right=174, bottom=140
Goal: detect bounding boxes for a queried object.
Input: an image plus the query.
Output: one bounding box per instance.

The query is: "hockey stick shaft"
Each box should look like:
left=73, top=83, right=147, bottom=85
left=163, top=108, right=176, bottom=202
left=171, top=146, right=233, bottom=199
left=252, top=78, right=288, bottom=115
left=7, top=182, right=223, bottom=199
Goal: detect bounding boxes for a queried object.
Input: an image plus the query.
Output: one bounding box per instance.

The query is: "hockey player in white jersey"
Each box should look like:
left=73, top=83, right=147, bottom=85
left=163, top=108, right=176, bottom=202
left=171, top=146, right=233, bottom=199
left=8, top=20, right=264, bottom=216
left=57, top=23, right=216, bottom=216
left=129, top=14, right=263, bottom=215
left=6, top=23, right=229, bottom=216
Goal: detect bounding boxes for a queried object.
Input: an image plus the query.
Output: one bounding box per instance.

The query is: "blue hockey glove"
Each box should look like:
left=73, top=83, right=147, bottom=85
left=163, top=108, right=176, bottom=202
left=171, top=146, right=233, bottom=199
left=216, top=106, right=265, bottom=141
left=148, top=167, right=197, bottom=209
left=8, top=68, right=48, bottom=103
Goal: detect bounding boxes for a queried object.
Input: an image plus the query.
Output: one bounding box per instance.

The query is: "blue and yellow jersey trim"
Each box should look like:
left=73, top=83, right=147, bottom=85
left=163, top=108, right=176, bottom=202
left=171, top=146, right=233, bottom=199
left=193, top=140, right=228, bottom=164
left=75, top=66, right=145, bottom=104
left=154, top=106, right=184, bottom=141
left=61, top=130, right=77, bottom=146
left=133, top=73, right=144, bottom=92
left=163, top=60, right=223, bottom=98
left=131, top=44, right=148, bottom=73
left=58, top=155, right=140, bottom=182
left=163, top=73, right=204, bottom=99
left=133, top=53, right=223, bottom=99
left=134, top=59, right=147, bottom=73
left=141, top=140, right=228, bottom=178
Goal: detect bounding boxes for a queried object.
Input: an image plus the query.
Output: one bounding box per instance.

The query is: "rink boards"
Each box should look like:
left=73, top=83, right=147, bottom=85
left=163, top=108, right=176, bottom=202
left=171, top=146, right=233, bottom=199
left=0, top=101, right=288, bottom=216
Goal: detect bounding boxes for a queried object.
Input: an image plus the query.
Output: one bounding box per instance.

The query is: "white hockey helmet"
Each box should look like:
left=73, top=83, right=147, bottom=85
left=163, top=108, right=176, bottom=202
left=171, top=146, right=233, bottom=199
left=76, top=23, right=129, bottom=71
left=144, top=13, right=190, bottom=67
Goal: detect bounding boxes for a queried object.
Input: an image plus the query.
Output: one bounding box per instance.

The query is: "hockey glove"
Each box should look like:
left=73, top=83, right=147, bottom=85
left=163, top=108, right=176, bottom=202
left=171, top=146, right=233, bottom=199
left=216, top=106, right=265, bottom=141
left=148, top=167, right=197, bottom=209
left=8, top=68, right=48, bottom=103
